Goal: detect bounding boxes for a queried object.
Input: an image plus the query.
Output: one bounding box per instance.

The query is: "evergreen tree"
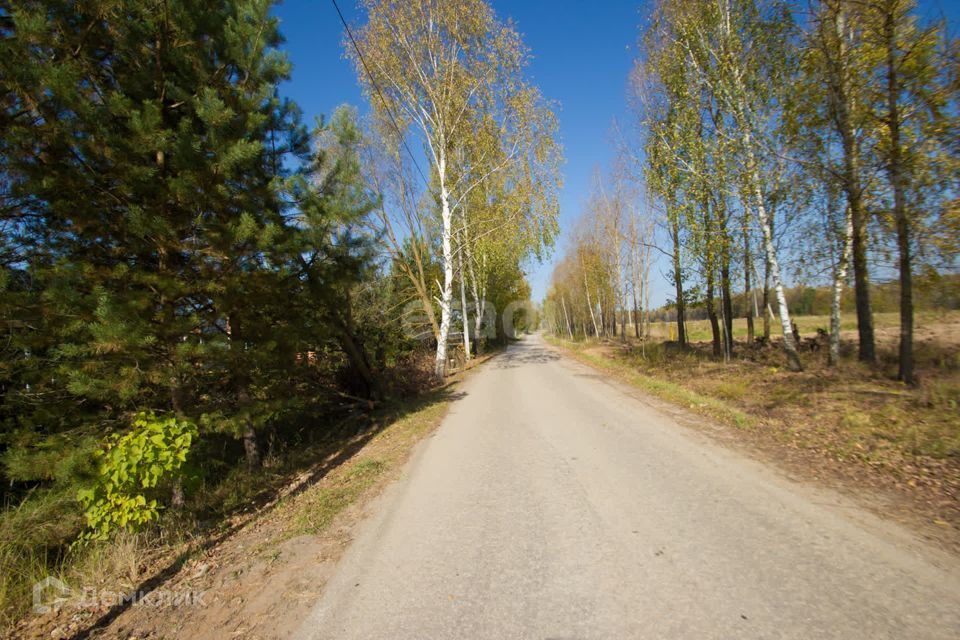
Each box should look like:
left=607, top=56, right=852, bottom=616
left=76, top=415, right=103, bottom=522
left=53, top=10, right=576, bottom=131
left=0, top=0, right=350, bottom=486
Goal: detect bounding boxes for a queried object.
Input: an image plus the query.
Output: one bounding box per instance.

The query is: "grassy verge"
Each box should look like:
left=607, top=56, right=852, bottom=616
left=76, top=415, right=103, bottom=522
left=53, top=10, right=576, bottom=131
left=545, top=336, right=752, bottom=429
left=274, top=394, right=452, bottom=543
left=275, top=347, right=503, bottom=544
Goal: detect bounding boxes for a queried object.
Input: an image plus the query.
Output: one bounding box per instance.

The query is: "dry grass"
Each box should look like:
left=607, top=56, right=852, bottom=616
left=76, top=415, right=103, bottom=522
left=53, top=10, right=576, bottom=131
left=277, top=396, right=452, bottom=542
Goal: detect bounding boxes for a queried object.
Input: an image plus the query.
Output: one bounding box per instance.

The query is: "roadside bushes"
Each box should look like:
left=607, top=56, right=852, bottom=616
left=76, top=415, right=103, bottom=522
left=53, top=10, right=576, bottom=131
left=76, top=413, right=197, bottom=544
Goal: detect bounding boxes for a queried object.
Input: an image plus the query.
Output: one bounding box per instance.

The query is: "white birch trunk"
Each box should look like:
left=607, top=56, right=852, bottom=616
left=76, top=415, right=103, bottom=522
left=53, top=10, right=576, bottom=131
left=465, top=237, right=486, bottom=340
left=735, top=106, right=802, bottom=370
left=561, top=295, right=573, bottom=338
left=596, top=298, right=604, bottom=336
left=582, top=258, right=600, bottom=337
left=477, top=288, right=486, bottom=338
left=829, top=207, right=854, bottom=366
left=457, top=231, right=471, bottom=361
left=434, top=164, right=455, bottom=379
left=615, top=240, right=625, bottom=341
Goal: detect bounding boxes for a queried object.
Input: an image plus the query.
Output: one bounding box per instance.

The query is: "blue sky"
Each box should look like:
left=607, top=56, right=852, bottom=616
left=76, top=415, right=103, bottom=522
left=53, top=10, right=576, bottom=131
left=273, top=0, right=959, bottom=306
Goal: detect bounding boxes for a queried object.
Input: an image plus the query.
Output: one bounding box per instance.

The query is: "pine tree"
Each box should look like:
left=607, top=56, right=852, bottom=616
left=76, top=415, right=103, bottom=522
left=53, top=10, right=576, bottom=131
left=0, top=0, right=316, bottom=479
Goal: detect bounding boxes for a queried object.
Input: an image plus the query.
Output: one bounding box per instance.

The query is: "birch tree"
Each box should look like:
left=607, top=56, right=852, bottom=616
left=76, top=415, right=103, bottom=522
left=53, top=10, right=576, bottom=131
left=791, top=0, right=872, bottom=366
left=804, top=0, right=880, bottom=364
left=634, top=56, right=692, bottom=347
left=350, top=0, right=559, bottom=378
left=667, top=0, right=804, bottom=370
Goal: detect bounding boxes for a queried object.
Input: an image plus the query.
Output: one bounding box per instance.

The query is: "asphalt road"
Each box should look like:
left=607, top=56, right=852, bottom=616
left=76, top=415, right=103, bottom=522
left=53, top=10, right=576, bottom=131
left=296, top=335, right=960, bottom=639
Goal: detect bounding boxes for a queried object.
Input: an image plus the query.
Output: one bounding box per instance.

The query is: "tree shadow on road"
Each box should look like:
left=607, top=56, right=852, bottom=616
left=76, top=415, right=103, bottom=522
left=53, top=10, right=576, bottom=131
left=494, top=344, right=561, bottom=369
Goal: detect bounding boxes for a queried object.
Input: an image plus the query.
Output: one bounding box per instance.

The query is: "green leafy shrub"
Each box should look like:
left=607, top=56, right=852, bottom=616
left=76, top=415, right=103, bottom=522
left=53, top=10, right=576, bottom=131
left=76, top=412, right=197, bottom=543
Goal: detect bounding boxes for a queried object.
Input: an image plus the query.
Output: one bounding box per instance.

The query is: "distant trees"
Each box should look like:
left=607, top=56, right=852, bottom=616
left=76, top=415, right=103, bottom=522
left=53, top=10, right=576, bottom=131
left=544, top=165, right=657, bottom=343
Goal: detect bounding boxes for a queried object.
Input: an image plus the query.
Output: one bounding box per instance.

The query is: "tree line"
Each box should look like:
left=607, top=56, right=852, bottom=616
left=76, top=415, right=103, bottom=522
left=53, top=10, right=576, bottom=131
left=546, top=0, right=957, bottom=382
left=0, top=0, right=555, bottom=559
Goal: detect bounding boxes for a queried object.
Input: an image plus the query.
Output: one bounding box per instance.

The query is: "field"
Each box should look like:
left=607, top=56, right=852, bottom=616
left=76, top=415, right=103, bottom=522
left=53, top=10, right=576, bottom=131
left=642, top=311, right=958, bottom=346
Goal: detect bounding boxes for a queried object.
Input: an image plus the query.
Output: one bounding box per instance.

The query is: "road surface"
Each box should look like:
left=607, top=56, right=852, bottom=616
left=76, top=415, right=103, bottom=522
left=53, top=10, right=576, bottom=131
left=296, top=335, right=960, bottom=639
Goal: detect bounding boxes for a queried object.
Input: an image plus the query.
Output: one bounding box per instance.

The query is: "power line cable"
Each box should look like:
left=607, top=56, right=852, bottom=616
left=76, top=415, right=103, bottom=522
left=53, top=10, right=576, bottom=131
left=330, top=0, right=432, bottom=191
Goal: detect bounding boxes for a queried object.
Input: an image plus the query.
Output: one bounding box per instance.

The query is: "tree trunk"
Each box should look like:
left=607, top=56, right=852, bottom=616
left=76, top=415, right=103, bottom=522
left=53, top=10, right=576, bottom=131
left=583, top=257, right=600, bottom=337
left=631, top=238, right=642, bottom=339
left=895, top=205, right=913, bottom=383
left=334, top=321, right=382, bottom=400
left=721, top=253, right=734, bottom=357
left=561, top=295, right=573, bottom=338
left=829, top=207, right=853, bottom=367
left=242, top=415, right=261, bottom=469
left=237, top=381, right=261, bottom=469
left=227, top=314, right=261, bottom=468
left=715, top=181, right=734, bottom=357
left=671, top=217, right=687, bottom=347
left=762, top=254, right=771, bottom=340
left=616, top=249, right=625, bottom=343
left=457, top=231, right=471, bottom=361
left=828, top=2, right=876, bottom=365
left=845, top=150, right=876, bottom=363
left=434, top=165, right=455, bottom=380
left=742, top=224, right=754, bottom=345
left=464, top=221, right=486, bottom=350
left=703, top=194, right=722, bottom=356
left=642, top=239, right=653, bottom=344
left=742, top=134, right=802, bottom=371
left=884, top=9, right=913, bottom=384
left=171, top=479, right=185, bottom=509
left=706, top=267, right=722, bottom=357
left=597, top=296, right=606, bottom=337
left=170, top=370, right=186, bottom=509
left=719, top=290, right=730, bottom=363
left=718, top=193, right=733, bottom=357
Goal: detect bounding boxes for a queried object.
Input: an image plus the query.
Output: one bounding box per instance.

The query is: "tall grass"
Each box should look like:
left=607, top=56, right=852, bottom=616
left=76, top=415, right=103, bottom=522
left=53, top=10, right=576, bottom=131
left=0, top=488, right=79, bottom=628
